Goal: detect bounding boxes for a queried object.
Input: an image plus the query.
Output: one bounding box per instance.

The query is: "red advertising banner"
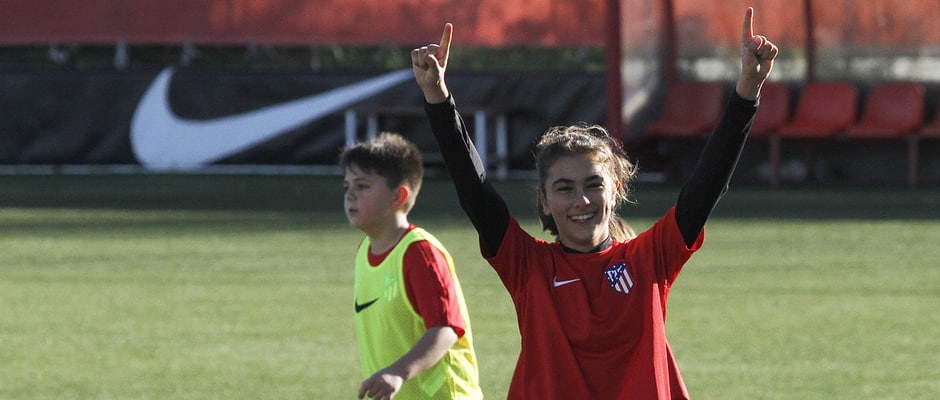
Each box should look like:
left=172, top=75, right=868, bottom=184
left=0, top=0, right=607, bottom=46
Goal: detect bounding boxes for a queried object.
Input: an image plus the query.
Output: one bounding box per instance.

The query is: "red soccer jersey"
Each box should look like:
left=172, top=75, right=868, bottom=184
left=486, top=206, right=702, bottom=399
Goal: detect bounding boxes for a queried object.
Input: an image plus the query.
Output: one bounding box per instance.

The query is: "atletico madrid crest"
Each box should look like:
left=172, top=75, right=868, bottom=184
left=604, top=262, right=634, bottom=294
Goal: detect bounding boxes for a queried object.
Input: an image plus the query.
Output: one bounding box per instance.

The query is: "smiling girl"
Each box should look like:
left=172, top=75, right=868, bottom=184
left=412, top=8, right=777, bottom=399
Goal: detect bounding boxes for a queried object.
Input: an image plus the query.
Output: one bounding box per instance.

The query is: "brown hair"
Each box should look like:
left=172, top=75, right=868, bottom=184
left=534, top=123, right=638, bottom=241
left=339, top=132, right=424, bottom=211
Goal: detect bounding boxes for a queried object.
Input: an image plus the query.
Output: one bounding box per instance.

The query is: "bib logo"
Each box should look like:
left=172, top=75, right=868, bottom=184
left=604, top=262, right=634, bottom=295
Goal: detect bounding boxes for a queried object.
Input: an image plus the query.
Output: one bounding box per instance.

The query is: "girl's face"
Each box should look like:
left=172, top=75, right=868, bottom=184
left=539, top=154, right=617, bottom=252
left=343, top=165, right=400, bottom=235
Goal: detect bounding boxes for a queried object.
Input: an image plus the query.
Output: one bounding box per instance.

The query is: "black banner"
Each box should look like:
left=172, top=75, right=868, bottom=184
left=0, top=67, right=605, bottom=171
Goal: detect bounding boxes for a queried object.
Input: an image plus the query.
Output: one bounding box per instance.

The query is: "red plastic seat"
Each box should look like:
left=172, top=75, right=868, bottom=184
left=748, top=82, right=791, bottom=187
left=846, top=83, right=924, bottom=139
left=919, top=107, right=940, bottom=139
left=770, top=82, right=858, bottom=185
left=645, top=81, right=724, bottom=138
left=914, top=103, right=940, bottom=186
left=845, top=82, right=924, bottom=187
left=777, top=82, right=858, bottom=139
left=749, top=82, right=791, bottom=138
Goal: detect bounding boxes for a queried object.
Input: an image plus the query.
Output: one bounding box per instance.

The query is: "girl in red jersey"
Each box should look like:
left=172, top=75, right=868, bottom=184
left=411, top=8, right=777, bottom=399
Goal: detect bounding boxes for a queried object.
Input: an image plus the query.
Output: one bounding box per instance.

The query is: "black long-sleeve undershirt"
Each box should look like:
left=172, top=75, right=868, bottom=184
left=426, top=92, right=757, bottom=256
left=675, top=93, right=757, bottom=246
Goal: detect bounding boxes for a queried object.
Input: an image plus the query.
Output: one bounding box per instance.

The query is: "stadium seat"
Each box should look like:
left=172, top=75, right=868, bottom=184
left=772, top=82, right=859, bottom=183
left=915, top=102, right=940, bottom=186
left=749, top=82, right=791, bottom=138
left=747, top=82, right=791, bottom=186
left=777, top=82, right=858, bottom=139
left=645, top=81, right=724, bottom=138
left=845, top=82, right=925, bottom=187
left=641, top=81, right=724, bottom=180
left=919, top=107, right=940, bottom=139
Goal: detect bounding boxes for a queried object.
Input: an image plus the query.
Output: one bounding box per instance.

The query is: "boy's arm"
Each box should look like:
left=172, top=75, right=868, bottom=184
left=403, top=240, right=467, bottom=337
left=675, top=7, right=778, bottom=247
left=357, top=326, right=458, bottom=400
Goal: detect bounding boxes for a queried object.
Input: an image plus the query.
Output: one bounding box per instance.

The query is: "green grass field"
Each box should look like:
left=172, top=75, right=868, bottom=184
left=1, top=175, right=938, bottom=399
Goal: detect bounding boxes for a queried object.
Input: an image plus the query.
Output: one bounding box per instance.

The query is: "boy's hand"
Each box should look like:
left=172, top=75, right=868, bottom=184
left=737, top=7, right=778, bottom=100
left=411, top=23, right=453, bottom=103
left=358, top=368, right=405, bottom=400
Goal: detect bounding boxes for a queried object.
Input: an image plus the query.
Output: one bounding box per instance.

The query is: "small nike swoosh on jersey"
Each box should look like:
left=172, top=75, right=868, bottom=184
left=354, top=297, right=380, bottom=313
left=130, top=67, right=411, bottom=169
left=553, top=277, right=581, bottom=288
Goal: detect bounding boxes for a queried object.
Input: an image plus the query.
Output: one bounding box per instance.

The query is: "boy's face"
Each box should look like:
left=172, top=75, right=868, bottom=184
left=343, top=165, right=400, bottom=234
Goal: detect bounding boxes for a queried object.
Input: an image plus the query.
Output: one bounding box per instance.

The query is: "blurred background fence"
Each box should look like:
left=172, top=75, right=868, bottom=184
left=1, top=0, right=938, bottom=185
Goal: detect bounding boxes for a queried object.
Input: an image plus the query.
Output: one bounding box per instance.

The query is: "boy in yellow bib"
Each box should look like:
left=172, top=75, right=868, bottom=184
left=341, top=132, right=482, bottom=400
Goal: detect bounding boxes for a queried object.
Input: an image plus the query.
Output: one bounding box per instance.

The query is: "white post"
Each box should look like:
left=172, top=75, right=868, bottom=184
left=344, top=109, right=357, bottom=148
left=474, top=110, right=488, bottom=170
left=366, top=113, right=379, bottom=140
left=495, top=113, right=509, bottom=180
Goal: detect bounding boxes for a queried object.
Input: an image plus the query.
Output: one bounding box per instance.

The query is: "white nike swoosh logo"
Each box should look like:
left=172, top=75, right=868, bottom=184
left=553, top=277, right=581, bottom=288
left=130, top=67, right=412, bottom=169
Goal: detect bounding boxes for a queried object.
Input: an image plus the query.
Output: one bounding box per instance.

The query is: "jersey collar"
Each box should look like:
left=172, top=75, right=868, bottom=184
left=559, top=235, right=613, bottom=254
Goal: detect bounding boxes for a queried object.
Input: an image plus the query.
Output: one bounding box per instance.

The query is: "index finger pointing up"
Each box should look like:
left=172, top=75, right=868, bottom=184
left=440, top=23, right=453, bottom=53
left=742, top=7, right=753, bottom=42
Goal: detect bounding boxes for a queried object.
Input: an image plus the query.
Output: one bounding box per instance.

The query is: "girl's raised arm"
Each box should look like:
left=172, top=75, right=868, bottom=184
left=415, top=24, right=510, bottom=257
left=675, top=8, right=778, bottom=247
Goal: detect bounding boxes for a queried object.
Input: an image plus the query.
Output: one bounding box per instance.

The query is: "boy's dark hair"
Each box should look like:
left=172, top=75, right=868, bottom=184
left=340, top=132, right=424, bottom=210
